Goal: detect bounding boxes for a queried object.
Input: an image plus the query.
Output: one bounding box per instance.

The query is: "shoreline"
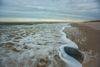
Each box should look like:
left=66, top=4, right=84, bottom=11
left=58, top=25, right=82, bottom=67
left=63, top=21, right=100, bottom=67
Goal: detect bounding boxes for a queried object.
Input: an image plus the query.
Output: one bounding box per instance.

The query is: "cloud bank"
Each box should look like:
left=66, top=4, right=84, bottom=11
left=0, top=0, right=100, bottom=20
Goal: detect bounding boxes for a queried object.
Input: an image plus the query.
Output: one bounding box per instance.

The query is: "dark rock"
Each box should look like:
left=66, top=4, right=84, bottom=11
left=64, top=47, right=84, bottom=63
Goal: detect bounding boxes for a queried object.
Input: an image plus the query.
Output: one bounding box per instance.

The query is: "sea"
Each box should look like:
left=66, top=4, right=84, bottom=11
left=0, top=22, right=82, bottom=67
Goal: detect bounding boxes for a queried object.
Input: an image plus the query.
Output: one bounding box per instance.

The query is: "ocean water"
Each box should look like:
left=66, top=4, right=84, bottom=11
left=0, top=23, right=82, bottom=67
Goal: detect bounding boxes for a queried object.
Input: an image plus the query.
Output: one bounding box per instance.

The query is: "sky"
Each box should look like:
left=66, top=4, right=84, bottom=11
left=0, top=0, right=100, bottom=21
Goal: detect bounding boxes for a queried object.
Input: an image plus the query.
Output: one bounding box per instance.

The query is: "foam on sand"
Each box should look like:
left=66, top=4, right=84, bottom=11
left=58, top=26, right=82, bottom=67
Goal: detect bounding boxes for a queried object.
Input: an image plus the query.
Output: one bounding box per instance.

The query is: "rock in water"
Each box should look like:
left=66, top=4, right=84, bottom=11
left=64, top=47, right=84, bottom=63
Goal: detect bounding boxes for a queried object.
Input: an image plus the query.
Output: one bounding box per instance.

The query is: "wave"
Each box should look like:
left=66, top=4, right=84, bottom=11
left=0, top=23, right=82, bottom=67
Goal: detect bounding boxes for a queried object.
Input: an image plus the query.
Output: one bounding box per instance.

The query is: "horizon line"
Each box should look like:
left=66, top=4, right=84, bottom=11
left=0, top=18, right=85, bottom=22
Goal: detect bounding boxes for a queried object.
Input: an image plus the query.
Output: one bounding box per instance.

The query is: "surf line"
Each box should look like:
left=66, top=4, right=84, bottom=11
left=58, top=26, right=82, bottom=67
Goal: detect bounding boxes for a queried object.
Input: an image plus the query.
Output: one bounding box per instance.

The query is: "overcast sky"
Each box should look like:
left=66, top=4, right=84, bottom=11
left=0, top=0, right=100, bottom=21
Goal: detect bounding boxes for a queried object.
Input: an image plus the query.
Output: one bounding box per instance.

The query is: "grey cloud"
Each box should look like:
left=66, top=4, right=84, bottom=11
left=0, top=0, right=100, bottom=20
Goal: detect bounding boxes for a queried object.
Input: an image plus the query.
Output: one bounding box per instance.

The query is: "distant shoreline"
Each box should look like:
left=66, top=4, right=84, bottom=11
left=0, top=22, right=73, bottom=25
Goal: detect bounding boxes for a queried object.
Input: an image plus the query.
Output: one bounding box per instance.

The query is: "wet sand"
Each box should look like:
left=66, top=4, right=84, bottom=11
left=63, top=21, right=100, bottom=67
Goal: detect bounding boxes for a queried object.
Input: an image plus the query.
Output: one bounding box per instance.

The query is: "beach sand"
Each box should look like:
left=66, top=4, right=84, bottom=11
left=63, top=21, right=100, bottom=67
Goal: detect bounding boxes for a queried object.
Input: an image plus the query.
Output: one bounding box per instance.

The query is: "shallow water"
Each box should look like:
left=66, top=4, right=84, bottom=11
left=0, top=23, right=82, bottom=67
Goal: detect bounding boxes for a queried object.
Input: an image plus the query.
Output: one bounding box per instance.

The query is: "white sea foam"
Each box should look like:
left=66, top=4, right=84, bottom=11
left=58, top=45, right=82, bottom=67
left=58, top=26, right=82, bottom=67
left=0, top=23, right=81, bottom=67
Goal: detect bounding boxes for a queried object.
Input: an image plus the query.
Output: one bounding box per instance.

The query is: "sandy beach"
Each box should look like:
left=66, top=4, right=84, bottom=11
left=63, top=21, right=100, bottom=67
